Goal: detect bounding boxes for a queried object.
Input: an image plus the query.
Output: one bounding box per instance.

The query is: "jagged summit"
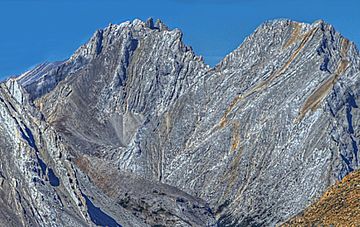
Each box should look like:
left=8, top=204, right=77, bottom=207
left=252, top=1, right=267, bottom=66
left=70, top=17, right=175, bottom=61
left=217, top=18, right=358, bottom=70
left=17, top=18, right=359, bottom=98
left=1, top=18, right=360, bottom=226
left=19, top=18, right=206, bottom=101
left=144, top=17, right=169, bottom=31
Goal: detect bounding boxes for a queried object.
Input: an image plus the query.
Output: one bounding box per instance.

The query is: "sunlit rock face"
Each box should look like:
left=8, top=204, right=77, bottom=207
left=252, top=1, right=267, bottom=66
left=1, top=18, right=359, bottom=226
left=283, top=169, right=360, bottom=226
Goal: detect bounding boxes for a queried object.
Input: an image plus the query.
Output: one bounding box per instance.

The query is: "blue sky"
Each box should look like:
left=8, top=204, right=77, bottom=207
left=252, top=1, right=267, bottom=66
left=0, top=0, right=359, bottom=79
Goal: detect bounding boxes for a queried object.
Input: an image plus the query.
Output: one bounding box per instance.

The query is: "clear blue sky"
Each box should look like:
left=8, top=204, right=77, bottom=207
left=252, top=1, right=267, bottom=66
left=0, top=0, right=359, bottom=79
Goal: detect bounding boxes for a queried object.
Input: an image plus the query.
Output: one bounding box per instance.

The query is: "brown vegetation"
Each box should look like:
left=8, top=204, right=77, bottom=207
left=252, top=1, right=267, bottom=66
left=283, top=170, right=360, bottom=226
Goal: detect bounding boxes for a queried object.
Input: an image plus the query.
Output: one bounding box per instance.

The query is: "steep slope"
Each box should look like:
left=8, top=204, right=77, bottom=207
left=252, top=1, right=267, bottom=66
left=1, top=74, right=215, bottom=227
left=0, top=79, right=88, bottom=226
left=3, top=18, right=216, bottom=227
left=283, top=169, right=360, bottom=226
left=31, top=18, right=207, bottom=160
left=155, top=19, right=360, bottom=226
left=2, top=18, right=360, bottom=226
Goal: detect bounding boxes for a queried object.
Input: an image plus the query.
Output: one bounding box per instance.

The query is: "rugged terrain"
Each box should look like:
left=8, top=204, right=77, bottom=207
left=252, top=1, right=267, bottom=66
left=284, top=169, right=360, bottom=226
left=0, top=18, right=359, bottom=226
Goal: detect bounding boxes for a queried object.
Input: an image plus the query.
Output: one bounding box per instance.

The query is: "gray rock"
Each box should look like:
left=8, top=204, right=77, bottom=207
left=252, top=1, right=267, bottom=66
left=0, top=18, right=359, bottom=226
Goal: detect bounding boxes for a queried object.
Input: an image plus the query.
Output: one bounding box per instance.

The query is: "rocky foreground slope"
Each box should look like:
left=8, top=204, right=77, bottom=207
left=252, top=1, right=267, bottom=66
left=0, top=18, right=359, bottom=226
left=284, top=169, right=360, bottom=226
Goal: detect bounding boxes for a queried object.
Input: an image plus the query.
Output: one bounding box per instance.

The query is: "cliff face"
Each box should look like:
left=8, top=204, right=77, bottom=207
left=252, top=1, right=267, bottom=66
left=1, top=18, right=359, bottom=226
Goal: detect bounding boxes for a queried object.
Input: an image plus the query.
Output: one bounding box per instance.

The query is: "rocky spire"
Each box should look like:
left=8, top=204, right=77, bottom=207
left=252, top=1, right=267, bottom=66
left=145, top=17, right=155, bottom=29
left=155, top=18, right=169, bottom=31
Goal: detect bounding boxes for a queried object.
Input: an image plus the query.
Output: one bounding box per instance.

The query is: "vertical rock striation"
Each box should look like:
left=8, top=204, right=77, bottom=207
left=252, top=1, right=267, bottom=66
left=0, top=18, right=359, bottom=226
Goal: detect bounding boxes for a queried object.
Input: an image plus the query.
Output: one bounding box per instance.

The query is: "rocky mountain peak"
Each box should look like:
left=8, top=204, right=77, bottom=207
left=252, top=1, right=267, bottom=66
left=217, top=19, right=358, bottom=72
left=70, top=18, right=174, bottom=62
left=19, top=18, right=200, bottom=101
left=1, top=18, right=360, bottom=226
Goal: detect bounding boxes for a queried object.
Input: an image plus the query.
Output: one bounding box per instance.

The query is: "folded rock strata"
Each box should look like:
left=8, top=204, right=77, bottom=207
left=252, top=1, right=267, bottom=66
left=0, top=18, right=359, bottom=226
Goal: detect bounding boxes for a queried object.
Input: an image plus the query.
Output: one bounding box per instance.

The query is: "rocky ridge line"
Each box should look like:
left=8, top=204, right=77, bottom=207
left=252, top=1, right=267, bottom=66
left=0, top=18, right=359, bottom=226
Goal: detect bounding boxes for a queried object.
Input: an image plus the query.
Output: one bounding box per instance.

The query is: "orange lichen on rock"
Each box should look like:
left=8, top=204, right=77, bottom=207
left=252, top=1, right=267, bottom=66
left=220, top=95, right=242, bottom=128
left=340, top=38, right=350, bottom=58
left=221, top=143, right=243, bottom=200
left=276, top=27, right=319, bottom=80
left=296, top=63, right=346, bottom=122
left=283, top=23, right=302, bottom=49
left=219, top=27, right=319, bottom=128
left=75, top=155, right=119, bottom=197
left=230, top=121, right=240, bottom=152
left=253, top=26, right=319, bottom=92
left=282, top=170, right=360, bottom=226
left=296, top=37, right=350, bottom=123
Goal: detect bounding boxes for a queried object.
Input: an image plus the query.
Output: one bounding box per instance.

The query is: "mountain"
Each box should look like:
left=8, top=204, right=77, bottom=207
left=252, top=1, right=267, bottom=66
left=0, top=17, right=359, bottom=226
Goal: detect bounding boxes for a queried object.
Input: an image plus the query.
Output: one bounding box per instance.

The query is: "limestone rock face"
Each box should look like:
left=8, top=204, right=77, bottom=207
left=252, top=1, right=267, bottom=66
left=1, top=18, right=360, bottom=226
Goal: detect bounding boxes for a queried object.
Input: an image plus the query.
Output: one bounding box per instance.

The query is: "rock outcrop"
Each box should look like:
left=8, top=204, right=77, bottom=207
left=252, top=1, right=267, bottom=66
left=0, top=18, right=359, bottom=226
